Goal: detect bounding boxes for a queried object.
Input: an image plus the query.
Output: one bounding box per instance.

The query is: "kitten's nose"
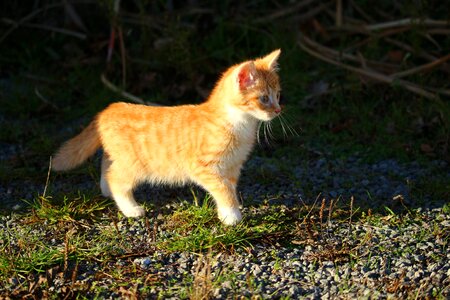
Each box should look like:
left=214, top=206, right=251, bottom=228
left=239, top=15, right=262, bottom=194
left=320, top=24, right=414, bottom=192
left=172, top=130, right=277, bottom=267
left=274, top=107, right=281, bottom=114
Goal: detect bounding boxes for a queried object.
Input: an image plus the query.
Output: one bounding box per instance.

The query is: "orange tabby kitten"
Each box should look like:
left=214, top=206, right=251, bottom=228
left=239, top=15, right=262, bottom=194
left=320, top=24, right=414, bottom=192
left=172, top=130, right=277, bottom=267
left=52, top=49, right=282, bottom=225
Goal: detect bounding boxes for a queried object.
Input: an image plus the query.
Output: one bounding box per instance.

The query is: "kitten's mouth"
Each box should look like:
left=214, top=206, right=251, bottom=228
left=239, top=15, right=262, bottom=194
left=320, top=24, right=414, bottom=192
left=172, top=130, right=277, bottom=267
left=268, top=110, right=281, bottom=119
left=258, top=113, right=276, bottom=122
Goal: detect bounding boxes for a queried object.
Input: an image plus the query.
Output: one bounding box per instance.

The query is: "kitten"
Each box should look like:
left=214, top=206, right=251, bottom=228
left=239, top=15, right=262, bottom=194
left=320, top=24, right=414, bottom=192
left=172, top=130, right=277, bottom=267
left=52, top=49, right=282, bottom=225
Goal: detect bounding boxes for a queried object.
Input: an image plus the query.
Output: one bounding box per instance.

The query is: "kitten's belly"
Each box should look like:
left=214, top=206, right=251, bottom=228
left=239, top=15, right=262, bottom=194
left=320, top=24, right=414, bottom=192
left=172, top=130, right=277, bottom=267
left=142, top=163, right=189, bottom=186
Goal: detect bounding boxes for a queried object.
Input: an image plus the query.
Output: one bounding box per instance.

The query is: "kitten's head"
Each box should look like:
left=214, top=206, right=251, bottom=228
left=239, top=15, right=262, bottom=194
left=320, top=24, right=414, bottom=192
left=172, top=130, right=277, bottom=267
left=233, top=49, right=282, bottom=121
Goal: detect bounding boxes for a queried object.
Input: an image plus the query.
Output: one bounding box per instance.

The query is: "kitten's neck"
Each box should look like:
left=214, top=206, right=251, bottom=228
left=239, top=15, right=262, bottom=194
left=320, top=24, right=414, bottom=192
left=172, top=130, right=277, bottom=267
left=224, top=104, right=257, bottom=129
left=205, top=76, right=258, bottom=130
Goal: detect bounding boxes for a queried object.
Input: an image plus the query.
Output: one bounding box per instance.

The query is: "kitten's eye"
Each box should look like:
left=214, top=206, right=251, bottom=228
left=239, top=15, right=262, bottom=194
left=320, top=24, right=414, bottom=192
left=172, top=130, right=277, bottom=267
left=259, top=95, right=270, bottom=105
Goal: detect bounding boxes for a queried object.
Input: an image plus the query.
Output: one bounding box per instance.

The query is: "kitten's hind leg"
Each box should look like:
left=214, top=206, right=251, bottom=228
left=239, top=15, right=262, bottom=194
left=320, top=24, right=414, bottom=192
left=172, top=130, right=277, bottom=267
left=100, top=153, right=112, bottom=198
left=107, top=165, right=145, bottom=218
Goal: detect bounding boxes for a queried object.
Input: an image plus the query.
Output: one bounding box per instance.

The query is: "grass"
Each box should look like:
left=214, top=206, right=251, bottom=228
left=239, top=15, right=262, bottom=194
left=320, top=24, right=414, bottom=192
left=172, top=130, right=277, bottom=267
left=0, top=190, right=357, bottom=296
left=159, top=195, right=293, bottom=252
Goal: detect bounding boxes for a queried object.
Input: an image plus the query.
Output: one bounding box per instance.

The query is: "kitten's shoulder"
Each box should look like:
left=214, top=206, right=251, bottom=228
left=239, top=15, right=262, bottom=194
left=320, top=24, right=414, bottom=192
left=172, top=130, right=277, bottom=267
left=101, top=102, right=151, bottom=115
left=105, top=101, right=139, bottom=111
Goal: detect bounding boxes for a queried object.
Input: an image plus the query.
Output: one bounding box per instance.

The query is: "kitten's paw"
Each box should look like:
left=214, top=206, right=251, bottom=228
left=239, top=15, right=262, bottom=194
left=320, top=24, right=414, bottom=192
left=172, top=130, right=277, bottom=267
left=121, top=206, right=146, bottom=218
left=218, top=206, right=242, bottom=226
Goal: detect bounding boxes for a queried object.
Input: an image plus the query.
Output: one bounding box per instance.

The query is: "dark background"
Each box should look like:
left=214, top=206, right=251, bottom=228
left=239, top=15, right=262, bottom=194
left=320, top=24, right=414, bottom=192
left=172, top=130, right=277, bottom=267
left=1, top=0, right=449, bottom=179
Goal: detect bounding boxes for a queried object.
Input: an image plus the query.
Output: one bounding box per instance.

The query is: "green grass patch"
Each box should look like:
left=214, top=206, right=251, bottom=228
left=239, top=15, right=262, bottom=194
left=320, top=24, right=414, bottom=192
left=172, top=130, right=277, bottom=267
left=158, top=196, right=293, bottom=252
left=26, top=194, right=111, bottom=224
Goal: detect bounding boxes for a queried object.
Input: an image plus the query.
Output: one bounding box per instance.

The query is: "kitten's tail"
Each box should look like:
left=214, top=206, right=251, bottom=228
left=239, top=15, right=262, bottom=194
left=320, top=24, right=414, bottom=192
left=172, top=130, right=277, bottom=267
left=52, top=120, right=101, bottom=171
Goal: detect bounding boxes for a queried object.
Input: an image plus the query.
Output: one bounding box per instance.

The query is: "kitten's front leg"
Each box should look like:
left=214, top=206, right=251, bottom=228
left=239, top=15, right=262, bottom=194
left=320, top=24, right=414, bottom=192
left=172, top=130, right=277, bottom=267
left=194, top=174, right=242, bottom=225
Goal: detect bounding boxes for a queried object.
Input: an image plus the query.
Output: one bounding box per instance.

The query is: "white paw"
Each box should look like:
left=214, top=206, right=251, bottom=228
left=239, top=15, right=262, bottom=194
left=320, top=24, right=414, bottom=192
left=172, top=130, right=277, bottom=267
left=218, top=206, right=242, bottom=226
left=121, top=206, right=146, bottom=218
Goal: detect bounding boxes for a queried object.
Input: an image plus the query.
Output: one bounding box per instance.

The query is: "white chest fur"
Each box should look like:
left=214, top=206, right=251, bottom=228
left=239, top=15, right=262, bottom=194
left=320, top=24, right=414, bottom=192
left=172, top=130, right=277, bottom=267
left=221, top=106, right=258, bottom=170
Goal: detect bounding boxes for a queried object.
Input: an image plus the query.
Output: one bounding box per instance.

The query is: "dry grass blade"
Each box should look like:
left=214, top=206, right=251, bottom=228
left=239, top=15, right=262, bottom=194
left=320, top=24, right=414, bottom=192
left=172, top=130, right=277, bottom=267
left=118, top=26, right=127, bottom=88
left=384, top=37, right=450, bottom=73
left=42, top=157, right=52, bottom=198
left=298, top=35, right=442, bottom=100
left=392, top=53, right=450, bottom=78
left=100, top=73, right=161, bottom=106
left=365, top=18, right=450, bottom=31
left=190, top=254, right=213, bottom=300
left=349, top=0, right=375, bottom=23
left=0, top=2, right=64, bottom=43
left=292, top=1, right=334, bottom=23
left=302, top=31, right=400, bottom=72
left=1, top=19, right=86, bottom=40
left=253, top=0, right=315, bottom=24
left=335, top=0, right=343, bottom=27
left=63, top=0, right=88, bottom=32
left=428, top=28, right=450, bottom=35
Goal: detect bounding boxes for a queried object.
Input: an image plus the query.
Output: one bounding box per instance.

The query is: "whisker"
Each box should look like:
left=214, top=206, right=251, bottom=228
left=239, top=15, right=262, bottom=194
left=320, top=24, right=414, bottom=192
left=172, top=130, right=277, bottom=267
left=263, top=122, right=270, bottom=146
left=280, top=114, right=300, bottom=137
left=267, top=121, right=275, bottom=140
left=256, top=121, right=263, bottom=145
left=278, top=117, right=288, bottom=139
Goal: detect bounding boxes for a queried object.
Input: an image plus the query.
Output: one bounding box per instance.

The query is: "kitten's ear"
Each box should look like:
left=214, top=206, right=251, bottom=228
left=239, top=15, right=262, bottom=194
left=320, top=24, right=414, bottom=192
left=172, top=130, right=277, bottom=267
left=262, top=49, right=281, bottom=71
left=237, top=61, right=257, bottom=91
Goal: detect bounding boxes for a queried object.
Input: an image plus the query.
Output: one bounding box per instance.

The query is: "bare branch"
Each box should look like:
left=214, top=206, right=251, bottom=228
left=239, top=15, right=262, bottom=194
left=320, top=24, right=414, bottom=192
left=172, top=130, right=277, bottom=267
left=298, top=35, right=441, bottom=100
left=1, top=19, right=86, bottom=40
left=392, top=54, right=450, bottom=78
left=253, top=0, right=315, bottom=24
left=365, top=18, right=449, bottom=31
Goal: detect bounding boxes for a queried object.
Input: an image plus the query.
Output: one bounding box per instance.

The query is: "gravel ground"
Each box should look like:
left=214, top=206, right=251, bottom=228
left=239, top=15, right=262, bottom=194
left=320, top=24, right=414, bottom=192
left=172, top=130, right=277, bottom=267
left=1, top=149, right=449, bottom=298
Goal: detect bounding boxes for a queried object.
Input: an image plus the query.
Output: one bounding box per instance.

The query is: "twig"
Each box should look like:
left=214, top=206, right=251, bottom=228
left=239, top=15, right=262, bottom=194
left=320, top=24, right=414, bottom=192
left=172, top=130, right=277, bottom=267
left=63, top=0, right=88, bottom=32
left=319, top=198, right=326, bottom=231
left=298, top=35, right=440, bottom=100
left=23, top=73, right=59, bottom=84
left=120, top=13, right=164, bottom=30
left=385, top=37, right=450, bottom=73
left=71, top=260, right=79, bottom=289
left=335, top=0, right=343, bottom=27
left=365, top=18, right=449, bottom=31
left=348, top=196, right=354, bottom=237
left=349, top=0, right=375, bottom=23
left=421, top=33, right=442, bottom=51
left=427, top=28, right=450, bottom=35
left=100, top=73, right=160, bottom=106
left=42, top=157, right=52, bottom=198
left=0, top=2, right=63, bottom=43
left=118, top=26, right=127, bottom=88
left=291, top=2, right=334, bottom=23
left=64, top=229, right=70, bottom=276
left=35, top=87, right=59, bottom=110
left=253, top=0, right=315, bottom=24
left=357, top=51, right=367, bottom=70
left=422, top=87, right=450, bottom=97
left=301, top=33, right=399, bottom=72
left=1, top=19, right=86, bottom=40
left=0, top=0, right=94, bottom=43
left=392, top=53, right=450, bottom=78
left=328, top=24, right=450, bottom=73
left=303, top=83, right=359, bottom=101
left=341, top=26, right=410, bottom=53
left=327, top=199, right=334, bottom=227
left=106, top=27, right=116, bottom=63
